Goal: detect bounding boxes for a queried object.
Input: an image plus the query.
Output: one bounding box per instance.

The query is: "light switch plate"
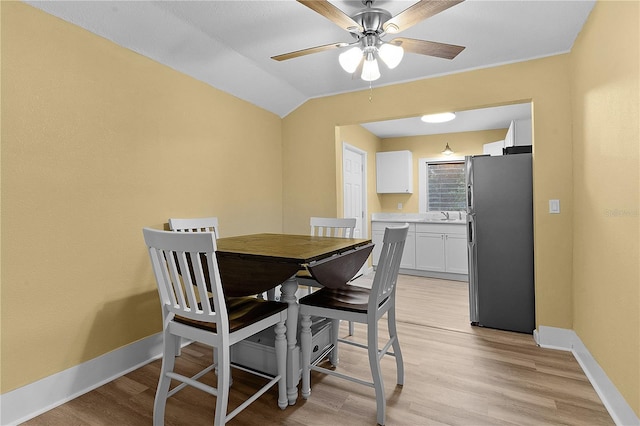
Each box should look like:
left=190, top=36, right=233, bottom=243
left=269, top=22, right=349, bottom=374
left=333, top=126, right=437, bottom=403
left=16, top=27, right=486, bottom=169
left=549, top=199, right=560, bottom=214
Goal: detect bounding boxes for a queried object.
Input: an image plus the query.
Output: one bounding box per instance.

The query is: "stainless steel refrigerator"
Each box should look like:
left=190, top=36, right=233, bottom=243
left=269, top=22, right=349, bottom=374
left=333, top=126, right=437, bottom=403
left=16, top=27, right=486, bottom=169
left=465, top=153, right=535, bottom=333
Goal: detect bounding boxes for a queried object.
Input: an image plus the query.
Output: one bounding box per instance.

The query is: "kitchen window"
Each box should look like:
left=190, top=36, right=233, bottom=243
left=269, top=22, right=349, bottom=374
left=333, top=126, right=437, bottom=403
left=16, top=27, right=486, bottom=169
left=418, top=157, right=466, bottom=213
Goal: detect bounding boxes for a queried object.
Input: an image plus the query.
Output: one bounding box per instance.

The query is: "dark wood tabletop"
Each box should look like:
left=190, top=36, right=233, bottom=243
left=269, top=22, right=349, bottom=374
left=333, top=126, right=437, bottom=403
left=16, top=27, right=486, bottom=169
left=215, top=233, right=372, bottom=296
left=217, top=233, right=370, bottom=262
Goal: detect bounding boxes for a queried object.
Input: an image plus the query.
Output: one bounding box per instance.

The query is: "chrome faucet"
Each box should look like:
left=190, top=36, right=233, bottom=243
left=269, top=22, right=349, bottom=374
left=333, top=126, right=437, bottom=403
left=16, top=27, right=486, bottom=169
left=441, top=211, right=450, bottom=220
left=458, top=211, right=463, bottom=220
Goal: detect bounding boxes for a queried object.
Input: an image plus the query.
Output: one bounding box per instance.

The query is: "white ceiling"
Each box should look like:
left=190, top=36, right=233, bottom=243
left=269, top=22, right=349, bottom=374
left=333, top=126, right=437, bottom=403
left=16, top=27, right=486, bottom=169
left=361, top=102, right=531, bottom=138
left=26, top=0, right=594, bottom=134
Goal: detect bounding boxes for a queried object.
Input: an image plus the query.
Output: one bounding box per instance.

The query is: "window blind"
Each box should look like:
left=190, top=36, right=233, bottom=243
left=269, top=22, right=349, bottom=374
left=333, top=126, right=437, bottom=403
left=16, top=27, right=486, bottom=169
left=427, top=162, right=466, bottom=211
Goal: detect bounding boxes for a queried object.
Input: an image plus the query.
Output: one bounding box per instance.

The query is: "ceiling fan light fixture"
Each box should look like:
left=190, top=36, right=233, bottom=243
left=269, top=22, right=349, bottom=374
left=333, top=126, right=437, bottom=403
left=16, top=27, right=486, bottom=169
left=274, top=0, right=467, bottom=85
left=361, top=53, right=380, bottom=81
left=339, top=46, right=363, bottom=73
left=421, top=112, right=456, bottom=123
left=378, top=43, right=404, bottom=69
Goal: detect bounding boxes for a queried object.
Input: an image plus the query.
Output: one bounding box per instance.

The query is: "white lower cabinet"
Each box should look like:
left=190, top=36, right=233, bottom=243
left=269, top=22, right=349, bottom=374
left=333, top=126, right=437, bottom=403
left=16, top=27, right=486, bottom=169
left=415, top=223, right=468, bottom=275
left=415, top=233, right=446, bottom=271
left=443, top=234, right=468, bottom=274
left=372, top=221, right=467, bottom=278
left=402, top=231, right=416, bottom=269
left=372, top=222, right=415, bottom=269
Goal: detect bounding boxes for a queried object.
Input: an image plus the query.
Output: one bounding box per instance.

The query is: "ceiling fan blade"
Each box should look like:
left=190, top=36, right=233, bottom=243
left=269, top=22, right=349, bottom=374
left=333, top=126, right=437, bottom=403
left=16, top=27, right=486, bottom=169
left=383, top=0, right=464, bottom=33
left=391, top=37, right=465, bottom=60
left=272, top=42, right=344, bottom=62
left=297, top=0, right=363, bottom=33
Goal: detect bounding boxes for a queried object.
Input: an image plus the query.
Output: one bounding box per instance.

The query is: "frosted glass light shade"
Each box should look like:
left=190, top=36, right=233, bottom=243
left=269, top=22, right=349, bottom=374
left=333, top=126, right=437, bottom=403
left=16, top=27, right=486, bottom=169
left=421, top=112, right=456, bottom=123
left=378, top=43, right=404, bottom=69
left=339, top=47, right=363, bottom=73
left=361, top=57, right=380, bottom=81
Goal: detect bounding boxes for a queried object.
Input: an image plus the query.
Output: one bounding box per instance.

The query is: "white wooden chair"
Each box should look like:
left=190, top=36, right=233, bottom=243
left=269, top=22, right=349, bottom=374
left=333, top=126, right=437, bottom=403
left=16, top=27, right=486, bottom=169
left=297, top=217, right=358, bottom=334
left=143, top=228, right=288, bottom=425
left=298, top=224, right=408, bottom=426
left=168, top=216, right=220, bottom=237
left=308, top=216, right=357, bottom=238
left=296, top=218, right=357, bottom=290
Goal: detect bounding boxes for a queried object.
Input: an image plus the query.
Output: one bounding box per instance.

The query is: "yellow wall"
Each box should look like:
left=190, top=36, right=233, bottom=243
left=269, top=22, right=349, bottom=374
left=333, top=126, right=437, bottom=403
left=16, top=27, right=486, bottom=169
left=281, top=2, right=639, bottom=415
left=570, top=0, right=639, bottom=414
left=283, top=57, right=574, bottom=334
left=376, top=129, right=507, bottom=212
left=2, top=0, right=638, bottom=418
left=1, top=2, right=283, bottom=392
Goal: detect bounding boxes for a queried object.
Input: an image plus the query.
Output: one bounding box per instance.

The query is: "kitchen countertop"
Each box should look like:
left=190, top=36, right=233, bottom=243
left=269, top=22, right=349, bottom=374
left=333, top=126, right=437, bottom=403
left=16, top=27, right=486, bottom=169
left=371, top=213, right=466, bottom=224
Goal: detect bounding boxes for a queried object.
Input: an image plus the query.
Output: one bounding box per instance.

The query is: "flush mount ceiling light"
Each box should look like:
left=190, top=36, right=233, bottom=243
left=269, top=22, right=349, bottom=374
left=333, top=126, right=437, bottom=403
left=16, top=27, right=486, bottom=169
left=271, top=0, right=466, bottom=83
left=421, top=112, right=457, bottom=123
left=442, top=143, right=455, bottom=155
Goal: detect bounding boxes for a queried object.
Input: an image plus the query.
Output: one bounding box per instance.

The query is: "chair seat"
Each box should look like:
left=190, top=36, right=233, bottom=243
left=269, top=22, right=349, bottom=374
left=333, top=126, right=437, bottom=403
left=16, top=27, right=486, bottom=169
left=299, top=286, right=374, bottom=313
left=175, top=297, right=287, bottom=333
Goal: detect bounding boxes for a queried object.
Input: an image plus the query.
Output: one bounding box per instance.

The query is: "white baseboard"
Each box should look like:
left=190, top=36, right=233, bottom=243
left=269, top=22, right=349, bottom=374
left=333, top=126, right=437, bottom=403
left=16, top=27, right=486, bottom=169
left=0, top=333, right=164, bottom=426
left=2, top=325, right=637, bottom=426
left=535, top=326, right=639, bottom=426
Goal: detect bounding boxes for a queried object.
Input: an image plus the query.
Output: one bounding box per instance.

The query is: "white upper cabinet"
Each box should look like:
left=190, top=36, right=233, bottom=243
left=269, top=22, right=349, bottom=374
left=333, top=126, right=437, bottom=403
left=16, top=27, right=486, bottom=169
left=504, top=120, right=515, bottom=147
left=376, top=150, right=413, bottom=193
left=514, top=118, right=532, bottom=146
left=483, top=140, right=505, bottom=156
left=504, top=118, right=532, bottom=148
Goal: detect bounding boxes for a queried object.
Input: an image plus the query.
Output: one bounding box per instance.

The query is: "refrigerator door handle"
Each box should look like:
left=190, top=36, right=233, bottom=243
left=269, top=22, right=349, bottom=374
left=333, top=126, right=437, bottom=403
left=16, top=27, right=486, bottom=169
left=465, top=155, right=474, bottom=211
left=467, top=212, right=479, bottom=324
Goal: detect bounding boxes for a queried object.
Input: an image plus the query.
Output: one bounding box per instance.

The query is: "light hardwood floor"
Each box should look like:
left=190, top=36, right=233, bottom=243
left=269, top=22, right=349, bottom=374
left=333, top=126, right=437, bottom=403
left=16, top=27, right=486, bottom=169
left=24, top=275, right=614, bottom=425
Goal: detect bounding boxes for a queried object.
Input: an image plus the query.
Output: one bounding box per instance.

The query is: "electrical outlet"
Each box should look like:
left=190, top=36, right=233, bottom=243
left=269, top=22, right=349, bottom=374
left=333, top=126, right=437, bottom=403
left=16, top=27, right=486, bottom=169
left=397, top=203, right=403, bottom=210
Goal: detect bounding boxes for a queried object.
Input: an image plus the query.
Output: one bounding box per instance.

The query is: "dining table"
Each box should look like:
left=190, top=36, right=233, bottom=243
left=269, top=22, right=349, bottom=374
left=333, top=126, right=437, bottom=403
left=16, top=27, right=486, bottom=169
left=215, top=233, right=373, bottom=405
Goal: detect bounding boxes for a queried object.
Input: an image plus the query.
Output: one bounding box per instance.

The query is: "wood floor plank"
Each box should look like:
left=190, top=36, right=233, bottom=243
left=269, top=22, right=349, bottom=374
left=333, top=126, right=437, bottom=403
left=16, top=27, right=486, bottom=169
left=23, top=275, right=614, bottom=425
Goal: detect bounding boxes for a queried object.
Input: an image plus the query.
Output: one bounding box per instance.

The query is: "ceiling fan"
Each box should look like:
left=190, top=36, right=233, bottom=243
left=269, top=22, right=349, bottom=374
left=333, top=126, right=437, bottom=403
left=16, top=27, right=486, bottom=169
left=272, top=0, right=466, bottom=81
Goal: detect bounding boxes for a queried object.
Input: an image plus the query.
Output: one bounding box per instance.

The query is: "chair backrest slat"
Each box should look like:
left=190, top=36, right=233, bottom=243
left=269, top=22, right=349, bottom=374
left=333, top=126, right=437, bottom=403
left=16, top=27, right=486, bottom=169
left=143, top=228, right=227, bottom=328
left=369, top=224, right=409, bottom=313
left=310, top=217, right=357, bottom=238
left=169, top=251, right=191, bottom=309
left=169, top=217, right=220, bottom=238
left=181, top=252, right=203, bottom=310
left=148, top=246, right=177, bottom=308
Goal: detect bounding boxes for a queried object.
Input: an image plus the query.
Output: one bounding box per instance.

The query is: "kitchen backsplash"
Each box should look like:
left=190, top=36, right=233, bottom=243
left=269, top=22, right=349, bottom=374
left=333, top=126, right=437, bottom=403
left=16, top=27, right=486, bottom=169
left=371, top=211, right=467, bottom=222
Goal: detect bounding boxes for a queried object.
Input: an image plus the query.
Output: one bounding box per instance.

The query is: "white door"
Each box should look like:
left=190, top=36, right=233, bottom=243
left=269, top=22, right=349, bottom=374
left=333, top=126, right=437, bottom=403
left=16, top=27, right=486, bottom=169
left=343, top=143, right=366, bottom=240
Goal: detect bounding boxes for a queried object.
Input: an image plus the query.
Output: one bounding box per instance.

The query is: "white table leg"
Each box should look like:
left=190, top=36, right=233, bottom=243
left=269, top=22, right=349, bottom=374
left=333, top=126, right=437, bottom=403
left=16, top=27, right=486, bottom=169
left=300, top=313, right=312, bottom=399
left=280, top=276, right=299, bottom=405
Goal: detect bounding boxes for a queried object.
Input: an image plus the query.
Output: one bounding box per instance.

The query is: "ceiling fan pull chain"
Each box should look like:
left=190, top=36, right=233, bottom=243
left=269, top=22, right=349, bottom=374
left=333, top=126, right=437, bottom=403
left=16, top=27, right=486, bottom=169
left=369, top=81, right=373, bottom=102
